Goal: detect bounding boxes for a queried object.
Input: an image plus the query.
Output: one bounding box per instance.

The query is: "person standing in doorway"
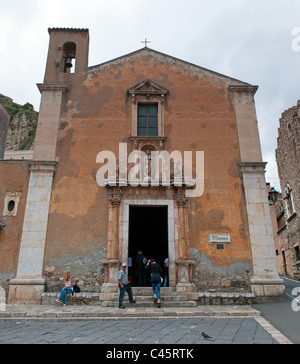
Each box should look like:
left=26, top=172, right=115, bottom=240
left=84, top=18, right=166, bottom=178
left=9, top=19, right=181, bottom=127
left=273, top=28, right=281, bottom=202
left=146, top=258, right=163, bottom=308
left=163, top=257, right=169, bottom=287
left=118, top=263, right=136, bottom=309
left=136, top=250, right=146, bottom=287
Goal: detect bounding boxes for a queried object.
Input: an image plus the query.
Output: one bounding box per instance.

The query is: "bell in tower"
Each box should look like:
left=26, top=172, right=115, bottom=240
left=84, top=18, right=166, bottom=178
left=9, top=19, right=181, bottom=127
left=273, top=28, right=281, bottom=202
left=64, top=56, right=73, bottom=70
left=62, top=42, right=76, bottom=73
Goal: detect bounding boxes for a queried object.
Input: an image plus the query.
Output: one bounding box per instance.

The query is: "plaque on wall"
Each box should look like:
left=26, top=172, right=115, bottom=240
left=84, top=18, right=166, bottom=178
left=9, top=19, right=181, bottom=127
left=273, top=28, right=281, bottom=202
left=209, top=234, right=231, bottom=244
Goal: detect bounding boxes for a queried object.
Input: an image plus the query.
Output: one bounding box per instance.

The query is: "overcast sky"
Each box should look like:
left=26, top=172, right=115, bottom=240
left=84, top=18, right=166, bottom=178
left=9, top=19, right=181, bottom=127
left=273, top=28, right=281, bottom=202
left=1, top=0, right=300, bottom=190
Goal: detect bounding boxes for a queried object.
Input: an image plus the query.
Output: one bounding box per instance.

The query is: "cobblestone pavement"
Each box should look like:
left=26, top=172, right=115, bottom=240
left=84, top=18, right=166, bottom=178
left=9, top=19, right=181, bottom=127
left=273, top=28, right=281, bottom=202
left=0, top=317, right=282, bottom=345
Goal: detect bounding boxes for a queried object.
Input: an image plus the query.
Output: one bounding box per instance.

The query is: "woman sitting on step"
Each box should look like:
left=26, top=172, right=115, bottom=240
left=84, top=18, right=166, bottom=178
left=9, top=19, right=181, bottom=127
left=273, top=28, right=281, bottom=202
left=55, top=272, right=74, bottom=306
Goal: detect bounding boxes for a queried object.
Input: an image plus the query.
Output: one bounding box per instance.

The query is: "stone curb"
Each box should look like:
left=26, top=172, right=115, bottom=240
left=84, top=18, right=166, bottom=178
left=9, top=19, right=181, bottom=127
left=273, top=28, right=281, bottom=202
left=0, top=304, right=261, bottom=320
left=255, top=317, right=293, bottom=345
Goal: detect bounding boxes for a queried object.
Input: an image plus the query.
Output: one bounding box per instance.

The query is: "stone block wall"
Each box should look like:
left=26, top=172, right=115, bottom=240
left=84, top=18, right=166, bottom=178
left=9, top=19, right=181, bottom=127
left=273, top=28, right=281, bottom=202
left=191, top=248, right=253, bottom=293
left=276, top=100, right=300, bottom=279
left=43, top=247, right=107, bottom=293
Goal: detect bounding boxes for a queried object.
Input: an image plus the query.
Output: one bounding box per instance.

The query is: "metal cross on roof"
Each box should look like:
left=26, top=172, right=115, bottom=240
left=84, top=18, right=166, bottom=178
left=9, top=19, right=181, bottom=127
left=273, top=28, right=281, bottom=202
left=141, top=38, right=151, bottom=47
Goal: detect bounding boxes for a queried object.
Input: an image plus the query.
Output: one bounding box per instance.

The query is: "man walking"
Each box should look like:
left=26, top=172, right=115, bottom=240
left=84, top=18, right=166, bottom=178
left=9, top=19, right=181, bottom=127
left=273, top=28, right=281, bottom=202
left=118, top=263, right=136, bottom=309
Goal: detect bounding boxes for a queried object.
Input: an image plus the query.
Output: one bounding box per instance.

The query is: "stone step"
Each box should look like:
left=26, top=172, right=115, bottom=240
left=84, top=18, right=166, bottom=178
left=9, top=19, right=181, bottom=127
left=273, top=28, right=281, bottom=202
left=2, top=305, right=262, bottom=320
left=41, top=291, right=196, bottom=307
left=41, top=291, right=256, bottom=306
left=101, top=300, right=197, bottom=308
left=109, top=294, right=189, bottom=302
left=131, top=287, right=176, bottom=295
left=41, top=292, right=101, bottom=306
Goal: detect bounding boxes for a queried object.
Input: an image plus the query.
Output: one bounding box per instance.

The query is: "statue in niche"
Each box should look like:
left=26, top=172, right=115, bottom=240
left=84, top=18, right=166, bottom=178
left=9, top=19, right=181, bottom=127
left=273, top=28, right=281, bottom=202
left=141, top=145, right=156, bottom=179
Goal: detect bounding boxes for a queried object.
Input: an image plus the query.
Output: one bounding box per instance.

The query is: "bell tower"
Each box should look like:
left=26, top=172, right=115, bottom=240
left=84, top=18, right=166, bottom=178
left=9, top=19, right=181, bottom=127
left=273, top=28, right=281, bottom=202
left=33, top=28, right=89, bottom=161
left=8, top=28, right=90, bottom=304
left=44, top=28, right=89, bottom=82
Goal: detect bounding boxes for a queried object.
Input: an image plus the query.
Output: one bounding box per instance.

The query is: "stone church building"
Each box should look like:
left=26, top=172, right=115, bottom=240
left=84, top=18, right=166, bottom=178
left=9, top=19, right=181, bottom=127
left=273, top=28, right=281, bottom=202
left=275, top=101, right=300, bottom=279
left=0, top=28, right=284, bottom=304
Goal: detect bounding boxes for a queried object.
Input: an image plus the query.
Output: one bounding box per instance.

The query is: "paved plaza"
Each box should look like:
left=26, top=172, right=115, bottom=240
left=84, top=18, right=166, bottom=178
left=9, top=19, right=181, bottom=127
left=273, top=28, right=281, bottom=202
left=0, top=304, right=293, bottom=345
left=0, top=317, right=279, bottom=345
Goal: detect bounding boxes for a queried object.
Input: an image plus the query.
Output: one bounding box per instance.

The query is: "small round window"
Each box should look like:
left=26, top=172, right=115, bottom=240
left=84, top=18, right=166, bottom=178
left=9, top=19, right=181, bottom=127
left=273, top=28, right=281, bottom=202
left=7, top=200, right=15, bottom=212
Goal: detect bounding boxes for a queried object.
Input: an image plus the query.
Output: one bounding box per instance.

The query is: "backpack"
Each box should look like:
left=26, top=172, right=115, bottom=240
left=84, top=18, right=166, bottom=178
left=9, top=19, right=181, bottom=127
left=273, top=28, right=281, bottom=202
left=73, top=283, right=80, bottom=293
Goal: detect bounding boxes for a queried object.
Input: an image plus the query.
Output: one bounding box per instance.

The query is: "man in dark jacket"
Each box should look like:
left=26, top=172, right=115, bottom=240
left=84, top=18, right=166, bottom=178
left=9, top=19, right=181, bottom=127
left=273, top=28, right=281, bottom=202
left=146, top=258, right=163, bottom=308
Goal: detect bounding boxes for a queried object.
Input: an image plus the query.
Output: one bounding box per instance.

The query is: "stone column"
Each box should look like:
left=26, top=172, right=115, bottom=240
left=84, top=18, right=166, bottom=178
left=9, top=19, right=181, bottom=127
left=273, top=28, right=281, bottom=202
left=230, top=85, right=284, bottom=301
left=239, top=162, right=285, bottom=300
left=8, top=82, right=67, bottom=304
left=175, top=192, right=196, bottom=298
left=177, top=195, right=187, bottom=259
left=100, top=189, right=122, bottom=301
left=8, top=161, right=58, bottom=303
left=109, top=193, right=121, bottom=260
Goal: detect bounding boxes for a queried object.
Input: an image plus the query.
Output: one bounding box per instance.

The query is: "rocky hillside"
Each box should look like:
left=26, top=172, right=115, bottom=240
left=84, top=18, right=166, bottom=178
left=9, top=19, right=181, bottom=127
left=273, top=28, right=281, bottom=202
left=0, top=93, right=38, bottom=151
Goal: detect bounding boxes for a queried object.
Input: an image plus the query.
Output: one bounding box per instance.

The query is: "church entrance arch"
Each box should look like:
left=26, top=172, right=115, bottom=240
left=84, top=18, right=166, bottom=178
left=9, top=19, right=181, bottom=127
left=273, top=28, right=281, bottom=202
left=128, top=206, right=168, bottom=286
left=121, top=199, right=176, bottom=287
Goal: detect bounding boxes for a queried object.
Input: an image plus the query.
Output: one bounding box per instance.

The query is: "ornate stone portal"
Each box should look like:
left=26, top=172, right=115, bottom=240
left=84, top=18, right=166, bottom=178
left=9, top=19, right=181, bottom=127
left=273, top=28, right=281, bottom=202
left=99, top=184, right=196, bottom=301
left=99, top=122, right=197, bottom=301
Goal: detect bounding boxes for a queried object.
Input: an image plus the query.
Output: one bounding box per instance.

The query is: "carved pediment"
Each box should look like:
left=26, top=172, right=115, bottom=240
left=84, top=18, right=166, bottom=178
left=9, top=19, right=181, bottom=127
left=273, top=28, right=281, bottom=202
left=128, top=79, right=169, bottom=96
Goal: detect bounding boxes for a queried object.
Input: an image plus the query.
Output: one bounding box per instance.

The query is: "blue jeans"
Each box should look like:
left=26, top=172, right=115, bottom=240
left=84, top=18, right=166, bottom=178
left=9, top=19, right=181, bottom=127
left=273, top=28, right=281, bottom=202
left=152, top=282, right=161, bottom=300
left=164, top=268, right=168, bottom=287
left=59, top=287, right=73, bottom=304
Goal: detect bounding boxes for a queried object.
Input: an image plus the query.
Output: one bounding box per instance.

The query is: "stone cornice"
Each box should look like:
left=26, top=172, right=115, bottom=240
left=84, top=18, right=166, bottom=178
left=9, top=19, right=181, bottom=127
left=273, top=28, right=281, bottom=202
left=48, top=27, right=89, bottom=34
left=9, top=278, right=46, bottom=286
left=229, top=85, right=258, bottom=95
left=37, top=82, right=69, bottom=93
left=29, top=160, right=58, bottom=173
left=238, top=161, right=267, bottom=173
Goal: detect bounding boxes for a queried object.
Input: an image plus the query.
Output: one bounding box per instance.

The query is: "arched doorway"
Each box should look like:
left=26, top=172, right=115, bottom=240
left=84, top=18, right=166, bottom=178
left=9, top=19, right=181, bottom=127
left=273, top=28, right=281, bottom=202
left=128, top=206, right=168, bottom=286
left=121, top=198, right=176, bottom=287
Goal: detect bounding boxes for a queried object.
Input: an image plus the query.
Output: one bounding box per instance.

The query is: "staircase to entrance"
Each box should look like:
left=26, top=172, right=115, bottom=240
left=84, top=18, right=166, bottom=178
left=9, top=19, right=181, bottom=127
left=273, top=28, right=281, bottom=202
left=102, top=287, right=197, bottom=308
left=41, top=287, right=198, bottom=307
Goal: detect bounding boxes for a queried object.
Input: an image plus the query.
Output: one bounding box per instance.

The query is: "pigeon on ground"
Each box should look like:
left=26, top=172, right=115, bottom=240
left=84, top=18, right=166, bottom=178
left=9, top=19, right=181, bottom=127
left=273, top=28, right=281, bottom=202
left=202, top=332, right=213, bottom=340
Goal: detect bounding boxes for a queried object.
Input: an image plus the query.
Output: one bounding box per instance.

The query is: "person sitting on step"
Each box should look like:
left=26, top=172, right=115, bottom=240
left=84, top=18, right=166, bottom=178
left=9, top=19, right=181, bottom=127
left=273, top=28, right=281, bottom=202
left=55, top=271, right=74, bottom=307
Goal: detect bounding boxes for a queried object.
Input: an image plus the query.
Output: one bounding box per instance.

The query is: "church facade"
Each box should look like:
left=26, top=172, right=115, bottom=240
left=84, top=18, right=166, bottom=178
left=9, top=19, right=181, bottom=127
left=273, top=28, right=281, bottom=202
left=0, top=28, right=284, bottom=303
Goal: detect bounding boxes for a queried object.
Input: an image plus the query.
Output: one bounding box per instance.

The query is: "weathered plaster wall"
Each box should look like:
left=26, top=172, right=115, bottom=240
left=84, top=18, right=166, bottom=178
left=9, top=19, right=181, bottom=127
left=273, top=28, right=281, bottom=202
left=0, top=161, right=30, bottom=293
